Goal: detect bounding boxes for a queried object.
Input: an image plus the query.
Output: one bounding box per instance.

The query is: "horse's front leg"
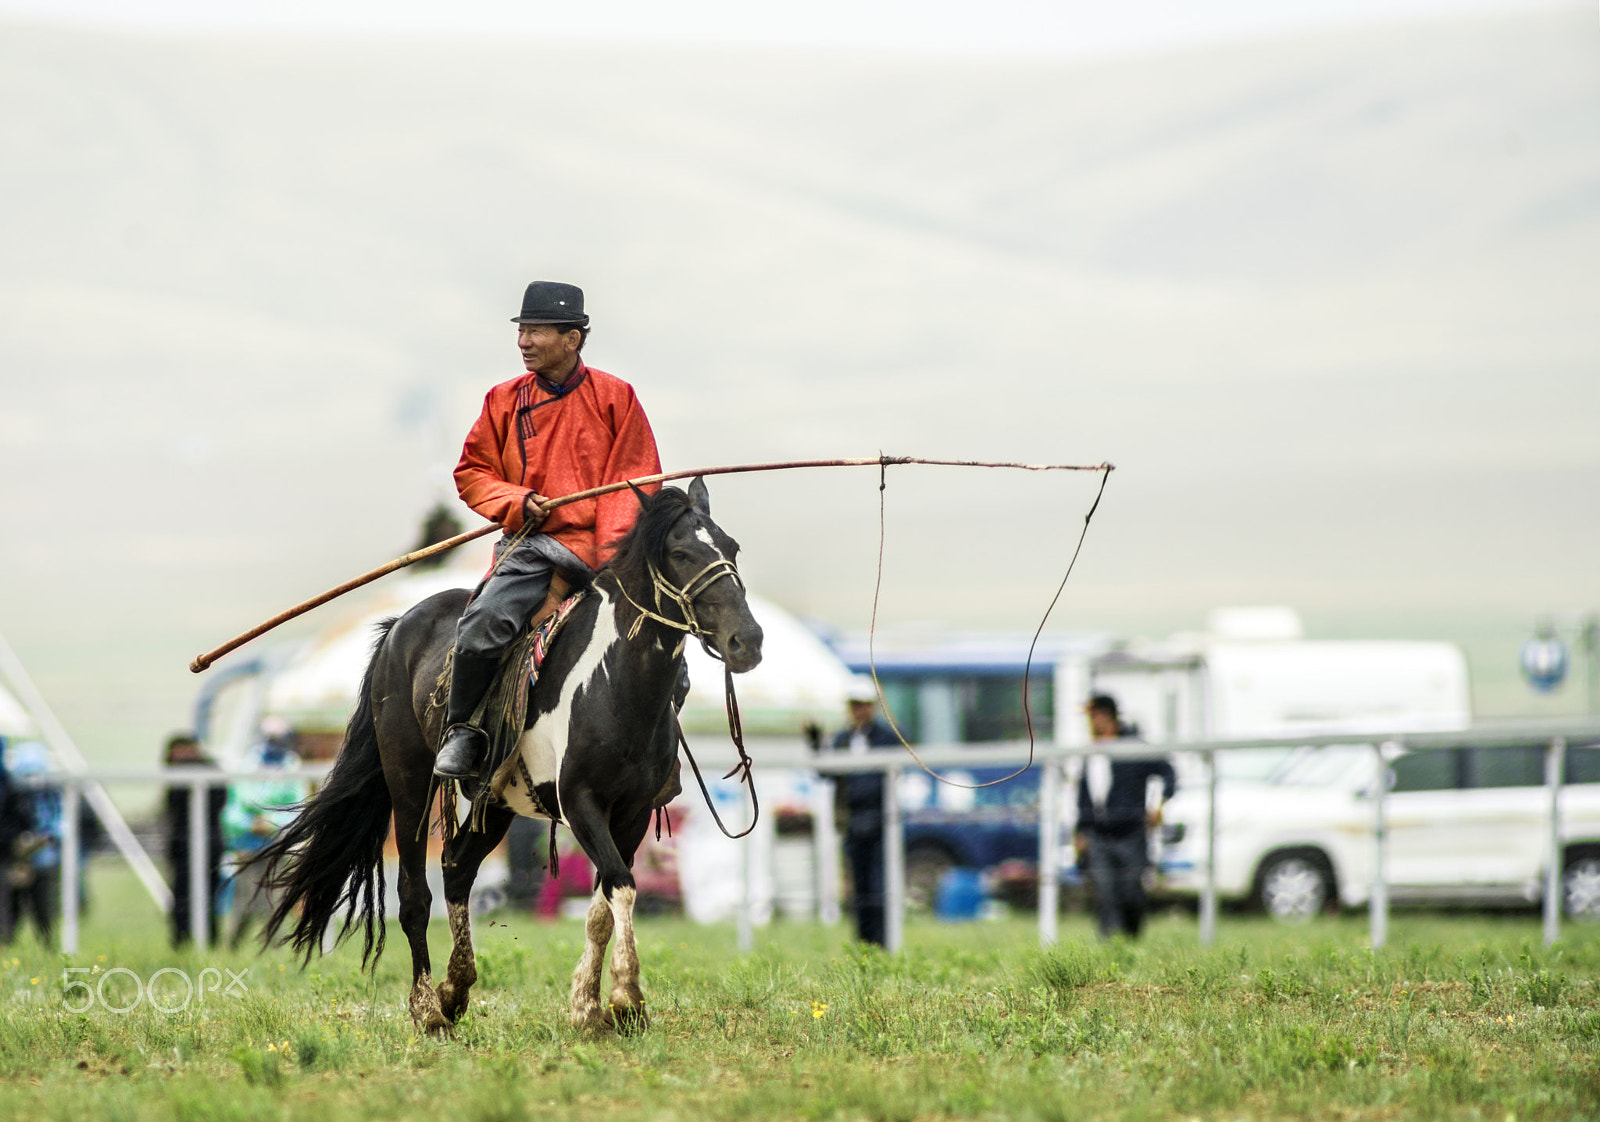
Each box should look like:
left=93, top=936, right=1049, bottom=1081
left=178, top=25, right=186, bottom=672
left=569, top=888, right=614, bottom=1032
left=565, top=792, right=653, bottom=1032
left=437, top=804, right=514, bottom=1024
left=605, top=882, right=647, bottom=1033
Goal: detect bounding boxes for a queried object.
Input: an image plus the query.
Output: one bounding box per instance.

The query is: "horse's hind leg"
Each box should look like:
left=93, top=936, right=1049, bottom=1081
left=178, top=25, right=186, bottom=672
left=392, top=789, right=448, bottom=1037
left=570, top=888, right=615, bottom=1032
left=437, top=804, right=514, bottom=1024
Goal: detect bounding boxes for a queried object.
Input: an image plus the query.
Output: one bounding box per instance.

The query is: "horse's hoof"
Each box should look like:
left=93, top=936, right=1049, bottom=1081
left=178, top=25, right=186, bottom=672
left=571, top=1011, right=608, bottom=1035
left=412, top=1008, right=454, bottom=1039
left=604, top=999, right=649, bottom=1035
left=438, top=986, right=470, bottom=1023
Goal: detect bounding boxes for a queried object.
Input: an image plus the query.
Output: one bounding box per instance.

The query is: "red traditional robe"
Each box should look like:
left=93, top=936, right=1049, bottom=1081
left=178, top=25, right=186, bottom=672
left=453, top=363, right=662, bottom=570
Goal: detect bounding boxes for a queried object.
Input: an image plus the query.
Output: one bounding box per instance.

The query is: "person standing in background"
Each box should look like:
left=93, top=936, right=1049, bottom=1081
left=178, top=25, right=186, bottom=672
left=0, top=741, right=61, bottom=945
left=0, top=737, right=17, bottom=939
left=1073, top=694, right=1175, bottom=940
left=830, top=678, right=899, bottom=947
left=163, top=733, right=226, bottom=948
left=222, top=720, right=307, bottom=949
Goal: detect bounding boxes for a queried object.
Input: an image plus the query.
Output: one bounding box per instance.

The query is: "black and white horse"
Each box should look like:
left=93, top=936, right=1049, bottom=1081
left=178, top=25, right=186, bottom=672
left=251, top=479, right=762, bottom=1034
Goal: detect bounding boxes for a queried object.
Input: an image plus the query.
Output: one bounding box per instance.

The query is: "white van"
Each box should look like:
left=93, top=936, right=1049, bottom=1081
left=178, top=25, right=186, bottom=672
left=1158, top=740, right=1600, bottom=920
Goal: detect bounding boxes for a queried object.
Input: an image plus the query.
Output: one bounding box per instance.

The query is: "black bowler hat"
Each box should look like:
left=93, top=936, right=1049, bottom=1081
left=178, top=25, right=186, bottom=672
left=512, top=281, right=589, bottom=327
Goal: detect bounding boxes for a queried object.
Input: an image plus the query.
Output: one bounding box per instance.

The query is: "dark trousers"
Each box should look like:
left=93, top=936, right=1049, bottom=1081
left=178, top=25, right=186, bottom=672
left=845, top=830, right=885, bottom=947
left=1085, top=828, right=1149, bottom=939
left=169, top=851, right=222, bottom=948
left=456, top=534, right=589, bottom=659
left=2, top=866, right=58, bottom=945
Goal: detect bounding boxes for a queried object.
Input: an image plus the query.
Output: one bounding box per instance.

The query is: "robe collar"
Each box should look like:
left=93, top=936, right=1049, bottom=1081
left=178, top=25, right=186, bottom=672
left=535, top=360, right=587, bottom=399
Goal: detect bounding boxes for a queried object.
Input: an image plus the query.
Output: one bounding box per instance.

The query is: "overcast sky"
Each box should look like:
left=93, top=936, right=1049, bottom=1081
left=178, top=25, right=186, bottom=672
left=0, top=0, right=1568, bottom=56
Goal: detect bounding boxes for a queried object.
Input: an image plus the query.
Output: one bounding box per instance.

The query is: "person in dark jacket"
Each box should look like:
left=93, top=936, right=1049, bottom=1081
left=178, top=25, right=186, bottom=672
left=829, top=678, right=900, bottom=946
left=1, top=741, right=61, bottom=945
left=1072, top=695, right=1176, bottom=939
left=0, top=737, right=16, bottom=940
left=163, top=734, right=226, bottom=948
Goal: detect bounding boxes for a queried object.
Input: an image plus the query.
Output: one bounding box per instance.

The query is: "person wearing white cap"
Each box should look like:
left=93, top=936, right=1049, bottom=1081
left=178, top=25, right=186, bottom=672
left=828, top=677, right=900, bottom=946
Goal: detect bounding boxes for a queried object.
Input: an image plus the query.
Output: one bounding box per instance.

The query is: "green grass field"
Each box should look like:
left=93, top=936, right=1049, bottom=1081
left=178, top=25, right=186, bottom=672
left=2, top=865, right=1597, bottom=1121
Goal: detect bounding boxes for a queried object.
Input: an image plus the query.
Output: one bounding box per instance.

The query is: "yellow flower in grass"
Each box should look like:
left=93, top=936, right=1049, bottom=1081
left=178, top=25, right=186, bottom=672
left=811, top=1001, right=828, bottom=1020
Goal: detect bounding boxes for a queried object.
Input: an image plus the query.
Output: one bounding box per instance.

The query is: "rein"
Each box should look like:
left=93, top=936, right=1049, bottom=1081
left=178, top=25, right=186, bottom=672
left=675, top=666, right=760, bottom=840
left=605, top=542, right=760, bottom=840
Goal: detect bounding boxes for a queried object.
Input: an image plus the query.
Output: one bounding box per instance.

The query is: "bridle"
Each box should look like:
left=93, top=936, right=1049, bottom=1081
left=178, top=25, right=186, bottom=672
left=610, top=543, right=743, bottom=649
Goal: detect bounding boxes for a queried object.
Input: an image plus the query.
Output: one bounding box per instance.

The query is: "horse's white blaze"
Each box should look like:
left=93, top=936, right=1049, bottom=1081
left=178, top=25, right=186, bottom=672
left=499, top=586, right=622, bottom=822
left=693, top=526, right=730, bottom=564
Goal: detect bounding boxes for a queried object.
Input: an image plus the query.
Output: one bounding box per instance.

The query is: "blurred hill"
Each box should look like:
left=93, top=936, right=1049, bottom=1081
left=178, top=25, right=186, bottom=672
left=1, top=4, right=1597, bottom=761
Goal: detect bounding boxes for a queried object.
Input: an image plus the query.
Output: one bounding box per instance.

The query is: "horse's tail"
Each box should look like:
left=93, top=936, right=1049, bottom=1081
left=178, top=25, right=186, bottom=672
left=254, top=620, right=397, bottom=969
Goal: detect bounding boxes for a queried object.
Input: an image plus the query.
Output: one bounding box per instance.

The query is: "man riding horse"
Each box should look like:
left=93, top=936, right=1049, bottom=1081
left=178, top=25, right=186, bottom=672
left=434, top=281, right=663, bottom=782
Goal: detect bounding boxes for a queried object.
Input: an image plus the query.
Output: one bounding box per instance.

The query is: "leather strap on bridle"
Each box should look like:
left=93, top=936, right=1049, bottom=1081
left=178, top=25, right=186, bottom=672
left=612, top=556, right=743, bottom=643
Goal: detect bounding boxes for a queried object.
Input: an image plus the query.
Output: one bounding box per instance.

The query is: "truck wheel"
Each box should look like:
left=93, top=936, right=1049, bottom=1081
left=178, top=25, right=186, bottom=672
left=905, top=844, right=957, bottom=913
left=1256, top=853, right=1330, bottom=922
left=1564, top=855, right=1600, bottom=920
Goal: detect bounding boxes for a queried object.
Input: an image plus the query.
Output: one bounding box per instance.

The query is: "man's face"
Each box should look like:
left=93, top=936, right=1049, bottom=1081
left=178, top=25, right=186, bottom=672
left=518, top=323, right=582, bottom=379
left=1087, top=708, right=1118, bottom=740
left=849, top=700, right=876, bottom=726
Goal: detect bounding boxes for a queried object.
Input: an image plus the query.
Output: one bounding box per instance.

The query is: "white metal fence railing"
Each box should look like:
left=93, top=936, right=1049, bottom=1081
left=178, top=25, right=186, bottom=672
left=26, top=717, right=1600, bottom=956
left=697, top=716, right=1600, bottom=953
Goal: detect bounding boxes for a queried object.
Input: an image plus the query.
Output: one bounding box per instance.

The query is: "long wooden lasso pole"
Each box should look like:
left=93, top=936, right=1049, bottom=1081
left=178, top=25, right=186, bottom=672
left=189, top=455, right=1112, bottom=673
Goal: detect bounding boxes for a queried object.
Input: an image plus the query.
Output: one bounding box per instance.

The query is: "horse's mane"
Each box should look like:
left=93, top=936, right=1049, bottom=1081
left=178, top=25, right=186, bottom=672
left=603, top=485, right=694, bottom=590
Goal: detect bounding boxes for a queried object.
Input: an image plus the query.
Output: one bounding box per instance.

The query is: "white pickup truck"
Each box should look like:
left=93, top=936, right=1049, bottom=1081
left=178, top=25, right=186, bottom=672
left=1158, top=740, right=1600, bottom=920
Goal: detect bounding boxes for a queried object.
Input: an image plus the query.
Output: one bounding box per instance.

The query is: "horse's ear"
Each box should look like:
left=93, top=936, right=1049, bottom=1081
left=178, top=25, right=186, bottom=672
left=627, top=481, right=651, bottom=509
left=687, top=476, right=711, bottom=517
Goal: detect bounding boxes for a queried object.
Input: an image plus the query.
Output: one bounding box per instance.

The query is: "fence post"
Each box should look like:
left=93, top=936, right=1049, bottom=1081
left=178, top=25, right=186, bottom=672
left=189, top=777, right=210, bottom=950
left=884, top=765, right=904, bottom=952
left=60, top=779, right=81, bottom=955
left=814, top=777, right=841, bottom=925
left=737, top=823, right=754, bottom=952
left=1199, top=749, right=1218, bottom=947
left=1370, top=741, right=1394, bottom=950
left=1038, top=752, right=1060, bottom=947
left=1544, top=737, right=1566, bottom=947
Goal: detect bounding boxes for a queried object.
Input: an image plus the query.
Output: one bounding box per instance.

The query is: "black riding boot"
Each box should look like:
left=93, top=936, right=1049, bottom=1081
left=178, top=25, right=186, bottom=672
left=433, top=651, right=500, bottom=780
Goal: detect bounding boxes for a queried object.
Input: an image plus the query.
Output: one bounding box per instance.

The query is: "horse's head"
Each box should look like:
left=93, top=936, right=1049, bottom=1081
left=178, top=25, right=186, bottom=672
left=614, top=477, right=764, bottom=673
